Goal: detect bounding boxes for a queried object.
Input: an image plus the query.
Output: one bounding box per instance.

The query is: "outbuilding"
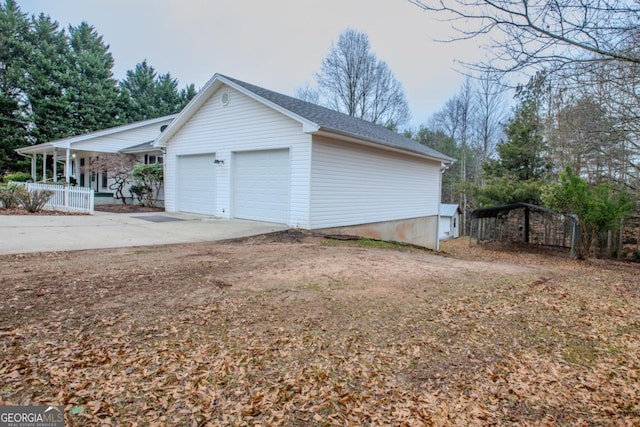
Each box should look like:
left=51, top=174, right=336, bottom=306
left=155, top=74, right=453, bottom=249
left=439, top=204, right=461, bottom=240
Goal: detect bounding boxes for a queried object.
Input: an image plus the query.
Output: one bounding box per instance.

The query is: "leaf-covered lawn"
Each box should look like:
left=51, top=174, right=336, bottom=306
left=1, top=235, right=639, bottom=425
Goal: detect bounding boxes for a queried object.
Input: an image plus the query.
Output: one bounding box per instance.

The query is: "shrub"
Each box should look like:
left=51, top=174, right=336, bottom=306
left=17, top=189, right=53, bottom=213
left=3, top=172, right=33, bottom=183
left=0, top=184, right=29, bottom=209
left=129, top=184, right=151, bottom=205
left=130, top=163, right=163, bottom=207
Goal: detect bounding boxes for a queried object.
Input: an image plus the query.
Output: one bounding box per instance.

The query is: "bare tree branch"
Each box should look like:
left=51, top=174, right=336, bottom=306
left=313, top=29, right=411, bottom=129
left=408, top=0, right=640, bottom=75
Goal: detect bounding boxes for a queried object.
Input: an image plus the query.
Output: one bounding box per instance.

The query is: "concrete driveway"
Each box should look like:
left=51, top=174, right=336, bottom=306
left=0, top=211, right=288, bottom=255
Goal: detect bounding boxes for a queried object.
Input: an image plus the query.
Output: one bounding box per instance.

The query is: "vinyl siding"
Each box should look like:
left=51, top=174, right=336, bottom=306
left=70, top=119, right=173, bottom=153
left=309, top=137, right=442, bottom=229
left=164, top=85, right=311, bottom=227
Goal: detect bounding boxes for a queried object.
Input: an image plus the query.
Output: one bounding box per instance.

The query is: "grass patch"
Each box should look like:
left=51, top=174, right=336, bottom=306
left=563, top=341, right=599, bottom=365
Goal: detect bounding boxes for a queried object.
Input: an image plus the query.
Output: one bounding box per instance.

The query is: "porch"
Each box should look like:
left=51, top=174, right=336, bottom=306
left=14, top=115, right=175, bottom=206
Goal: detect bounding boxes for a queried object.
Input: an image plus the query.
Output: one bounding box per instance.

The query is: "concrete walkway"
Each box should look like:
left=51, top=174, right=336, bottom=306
left=0, top=211, right=288, bottom=255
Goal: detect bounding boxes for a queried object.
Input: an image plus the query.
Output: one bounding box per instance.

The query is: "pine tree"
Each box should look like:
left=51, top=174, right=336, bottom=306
left=0, top=0, right=30, bottom=173
left=66, top=22, right=120, bottom=133
left=119, top=60, right=195, bottom=122
left=22, top=14, right=74, bottom=144
left=476, top=99, right=549, bottom=206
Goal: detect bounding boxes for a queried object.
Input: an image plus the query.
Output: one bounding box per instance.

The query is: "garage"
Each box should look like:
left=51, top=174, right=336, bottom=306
left=233, top=149, right=290, bottom=223
left=177, top=153, right=216, bottom=215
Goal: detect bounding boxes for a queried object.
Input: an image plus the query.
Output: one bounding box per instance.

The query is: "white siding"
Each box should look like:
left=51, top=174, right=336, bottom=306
left=71, top=119, right=173, bottom=153
left=164, top=86, right=311, bottom=227
left=439, top=216, right=453, bottom=240
left=310, top=138, right=442, bottom=229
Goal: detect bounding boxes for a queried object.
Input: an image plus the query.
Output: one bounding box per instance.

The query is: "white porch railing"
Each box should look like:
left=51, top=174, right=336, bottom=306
left=10, top=182, right=95, bottom=213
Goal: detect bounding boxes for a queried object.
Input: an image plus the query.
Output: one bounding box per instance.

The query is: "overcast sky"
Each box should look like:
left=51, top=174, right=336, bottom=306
left=17, top=0, right=488, bottom=129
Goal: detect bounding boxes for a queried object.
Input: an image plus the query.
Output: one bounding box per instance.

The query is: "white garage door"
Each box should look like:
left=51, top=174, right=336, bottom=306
left=233, top=149, right=290, bottom=223
left=177, top=153, right=216, bottom=215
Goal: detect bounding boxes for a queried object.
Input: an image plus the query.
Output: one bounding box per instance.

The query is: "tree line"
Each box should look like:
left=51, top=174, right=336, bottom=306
left=293, top=22, right=637, bottom=257
left=0, top=0, right=195, bottom=174
left=406, top=0, right=639, bottom=258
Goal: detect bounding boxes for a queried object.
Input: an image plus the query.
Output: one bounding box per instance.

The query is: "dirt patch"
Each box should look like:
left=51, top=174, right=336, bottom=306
left=1, top=237, right=639, bottom=425
left=0, top=207, right=88, bottom=216
left=94, top=204, right=165, bottom=213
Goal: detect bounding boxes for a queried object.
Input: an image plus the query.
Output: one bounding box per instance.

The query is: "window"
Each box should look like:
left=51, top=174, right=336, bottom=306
left=145, top=154, right=163, bottom=164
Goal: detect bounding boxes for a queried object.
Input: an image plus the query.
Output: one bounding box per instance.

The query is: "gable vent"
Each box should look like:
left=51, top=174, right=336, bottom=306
left=221, top=91, right=230, bottom=106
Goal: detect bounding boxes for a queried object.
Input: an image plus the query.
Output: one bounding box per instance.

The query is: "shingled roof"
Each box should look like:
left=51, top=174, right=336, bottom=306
left=219, top=75, right=453, bottom=163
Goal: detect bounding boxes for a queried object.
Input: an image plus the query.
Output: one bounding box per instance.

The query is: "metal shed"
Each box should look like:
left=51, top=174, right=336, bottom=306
left=470, top=203, right=579, bottom=258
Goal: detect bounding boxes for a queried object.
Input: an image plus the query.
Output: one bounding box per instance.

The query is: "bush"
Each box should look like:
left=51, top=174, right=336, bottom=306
left=3, top=172, right=32, bottom=183
left=130, top=163, right=163, bottom=207
left=17, top=189, right=53, bottom=213
left=0, top=184, right=29, bottom=209
left=129, top=184, right=151, bottom=205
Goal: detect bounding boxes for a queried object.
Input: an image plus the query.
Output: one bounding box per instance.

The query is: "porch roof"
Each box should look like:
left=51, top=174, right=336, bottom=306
left=119, top=141, right=162, bottom=154
left=16, top=115, right=176, bottom=156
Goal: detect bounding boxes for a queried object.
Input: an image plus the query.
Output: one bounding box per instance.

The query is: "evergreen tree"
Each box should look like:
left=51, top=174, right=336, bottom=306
left=484, top=100, right=548, bottom=182
left=119, top=60, right=195, bottom=122
left=66, top=22, right=120, bottom=133
left=476, top=99, right=549, bottom=206
left=543, top=167, right=635, bottom=258
left=22, top=14, right=74, bottom=144
left=0, top=0, right=29, bottom=173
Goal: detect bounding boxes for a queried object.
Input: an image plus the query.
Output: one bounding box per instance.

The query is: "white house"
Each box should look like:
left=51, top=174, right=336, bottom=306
left=439, top=204, right=461, bottom=240
left=16, top=74, right=453, bottom=249
left=17, top=115, right=175, bottom=204
left=154, top=74, right=453, bottom=250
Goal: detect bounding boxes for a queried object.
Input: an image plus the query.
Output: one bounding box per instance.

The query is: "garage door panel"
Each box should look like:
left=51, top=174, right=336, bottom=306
left=177, top=154, right=216, bottom=215
left=233, top=149, right=289, bottom=223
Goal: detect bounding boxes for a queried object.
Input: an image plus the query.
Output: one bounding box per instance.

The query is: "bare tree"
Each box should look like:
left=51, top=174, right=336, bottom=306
left=81, top=153, right=138, bottom=204
left=430, top=78, right=479, bottom=232
left=312, top=28, right=411, bottom=129
left=294, top=83, right=320, bottom=105
left=408, top=0, right=640, bottom=74
left=474, top=72, right=506, bottom=163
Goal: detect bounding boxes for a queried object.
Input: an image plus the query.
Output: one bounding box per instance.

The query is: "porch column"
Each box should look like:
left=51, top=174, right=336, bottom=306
left=30, top=154, right=37, bottom=181
left=42, top=154, right=47, bottom=183
left=65, top=148, right=71, bottom=183
left=53, top=149, right=58, bottom=182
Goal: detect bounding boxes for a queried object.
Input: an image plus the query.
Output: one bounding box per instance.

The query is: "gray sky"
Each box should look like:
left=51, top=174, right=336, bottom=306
left=17, top=0, right=486, bottom=129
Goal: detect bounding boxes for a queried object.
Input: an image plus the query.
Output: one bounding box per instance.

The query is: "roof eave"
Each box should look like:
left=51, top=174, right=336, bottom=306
left=16, top=142, right=54, bottom=155
left=154, top=74, right=321, bottom=148
left=17, top=115, right=177, bottom=154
